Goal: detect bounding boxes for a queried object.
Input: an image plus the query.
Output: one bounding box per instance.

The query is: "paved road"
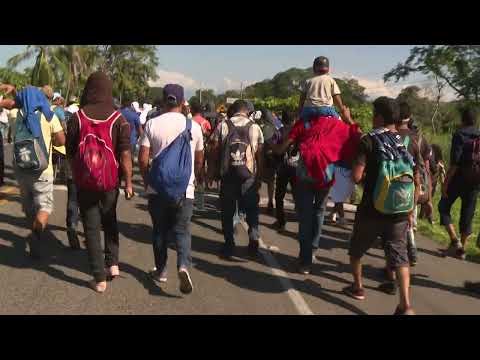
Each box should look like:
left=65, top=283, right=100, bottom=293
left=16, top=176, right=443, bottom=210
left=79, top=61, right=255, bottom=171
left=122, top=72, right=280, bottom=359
left=1, top=143, right=480, bottom=314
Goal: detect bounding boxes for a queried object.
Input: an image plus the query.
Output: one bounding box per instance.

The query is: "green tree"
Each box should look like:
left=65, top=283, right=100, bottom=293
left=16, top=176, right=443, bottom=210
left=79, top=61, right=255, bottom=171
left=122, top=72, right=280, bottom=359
left=7, top=45, right=60, bottom=88
left=192, top=88, right=216, bottom=105
left=0, top=67, right=30, bottom=89
left=384, top=45, right=480, bottom=102
left=146, top=87, right=164, bottom=103
left=51, top=45, right=102, bottom=101
left=336, top=78, right=368, bottom=107
left=97, top=45, right=159, bottom=102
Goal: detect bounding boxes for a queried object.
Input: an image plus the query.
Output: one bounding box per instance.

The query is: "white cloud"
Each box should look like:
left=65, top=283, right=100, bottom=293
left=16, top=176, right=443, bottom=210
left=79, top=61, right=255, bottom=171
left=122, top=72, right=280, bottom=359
left=149, top=69, right=200, bottom=90
left=222, top=77, right=255, bottom=92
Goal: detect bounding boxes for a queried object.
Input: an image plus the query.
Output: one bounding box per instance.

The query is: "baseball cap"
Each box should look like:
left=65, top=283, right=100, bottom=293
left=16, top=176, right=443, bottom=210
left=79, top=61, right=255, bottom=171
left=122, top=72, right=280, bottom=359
left=163, top=84, right=184, bottom=105
left=52, top=92, right=62, bottom=101
left=313, top=56, right=329, bottom=69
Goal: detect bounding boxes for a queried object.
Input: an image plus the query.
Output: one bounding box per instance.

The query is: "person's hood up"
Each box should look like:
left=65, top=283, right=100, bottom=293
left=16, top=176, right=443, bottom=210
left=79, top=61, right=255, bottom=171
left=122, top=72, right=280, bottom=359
left=80, top=71, right=115, bottom=119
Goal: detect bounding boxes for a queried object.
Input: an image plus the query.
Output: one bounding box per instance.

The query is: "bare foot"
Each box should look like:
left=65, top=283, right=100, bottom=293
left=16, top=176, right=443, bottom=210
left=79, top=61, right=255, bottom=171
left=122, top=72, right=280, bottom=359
left=90, top=280, right=107, bottom=293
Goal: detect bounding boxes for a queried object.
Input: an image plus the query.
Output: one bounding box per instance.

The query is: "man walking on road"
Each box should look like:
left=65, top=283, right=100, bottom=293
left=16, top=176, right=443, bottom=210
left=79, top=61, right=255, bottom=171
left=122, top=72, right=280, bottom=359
left=0, top=84, right=66, bottom=259
left=120, top=98, right=144, bottom=166
left=67, top=72, right=133, bottom=293
left=439, top=108, right=480, bottom=261
left=138, top=84, right=204, bottom=294
left=346, top=97, right=416, bottom=315
left=209, top=100, right=264, bottom=260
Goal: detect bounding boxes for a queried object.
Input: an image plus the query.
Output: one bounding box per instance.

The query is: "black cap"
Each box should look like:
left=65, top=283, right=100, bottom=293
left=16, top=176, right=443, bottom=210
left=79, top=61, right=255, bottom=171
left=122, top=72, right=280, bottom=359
left=313, top=56, right=329, bottom=69
left=163, top=84, right=185, bottom=105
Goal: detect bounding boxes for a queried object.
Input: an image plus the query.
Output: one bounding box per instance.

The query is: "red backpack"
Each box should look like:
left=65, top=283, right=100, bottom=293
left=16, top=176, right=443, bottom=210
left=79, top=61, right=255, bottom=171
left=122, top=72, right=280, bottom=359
left=72, top=110, right=120, bottom=192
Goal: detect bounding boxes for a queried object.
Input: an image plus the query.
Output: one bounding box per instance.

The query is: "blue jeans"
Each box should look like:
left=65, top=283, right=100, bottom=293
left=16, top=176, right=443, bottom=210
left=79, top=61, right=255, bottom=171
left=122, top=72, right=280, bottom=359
left=66, top=179, right=79, bottom=230
left=148, top=195, right=193, bottom=273
left=221, top=180, right=259, bottom=248
left=295, top=183, right=331, bottom=266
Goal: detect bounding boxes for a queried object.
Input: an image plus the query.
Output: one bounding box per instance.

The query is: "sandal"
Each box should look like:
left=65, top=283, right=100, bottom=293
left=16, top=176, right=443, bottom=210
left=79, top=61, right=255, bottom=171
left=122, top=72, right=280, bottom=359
left=343, top=285, right=365, bottom=300
left=393, top=306, right=415, bottom=315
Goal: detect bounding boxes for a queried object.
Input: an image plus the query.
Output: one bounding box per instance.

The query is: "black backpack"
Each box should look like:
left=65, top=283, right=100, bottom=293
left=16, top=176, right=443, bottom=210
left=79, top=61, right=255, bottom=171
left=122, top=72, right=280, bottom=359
left=220, top=119, right=255, bottom=181
left=462, top=136, right=480, bottom=185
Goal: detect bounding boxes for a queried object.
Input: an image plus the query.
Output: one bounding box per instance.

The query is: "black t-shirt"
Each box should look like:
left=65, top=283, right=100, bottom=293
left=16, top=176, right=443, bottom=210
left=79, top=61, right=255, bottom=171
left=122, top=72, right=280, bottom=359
left=354, top=129, right=419, bottom=219
left=450, top=126, right=480, bottom=167
left=450, top=126, right=480, bottom=187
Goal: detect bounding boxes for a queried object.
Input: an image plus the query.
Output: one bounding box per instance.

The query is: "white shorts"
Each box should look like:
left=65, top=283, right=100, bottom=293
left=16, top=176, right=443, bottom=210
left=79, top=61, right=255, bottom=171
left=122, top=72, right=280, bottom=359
left=330, top=166, right=354, bottom=203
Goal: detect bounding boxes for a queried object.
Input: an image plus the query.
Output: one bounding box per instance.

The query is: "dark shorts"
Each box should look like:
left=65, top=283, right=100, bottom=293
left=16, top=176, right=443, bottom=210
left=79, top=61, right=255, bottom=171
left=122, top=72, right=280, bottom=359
left=349, top=207, right=409, bottom=268
left=261, top=166, right=276, bottom=183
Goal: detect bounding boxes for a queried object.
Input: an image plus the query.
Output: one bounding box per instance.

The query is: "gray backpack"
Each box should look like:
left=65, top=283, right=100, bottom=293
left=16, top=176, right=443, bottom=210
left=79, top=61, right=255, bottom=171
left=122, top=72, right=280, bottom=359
left=14, top=110, right=49, bottom=172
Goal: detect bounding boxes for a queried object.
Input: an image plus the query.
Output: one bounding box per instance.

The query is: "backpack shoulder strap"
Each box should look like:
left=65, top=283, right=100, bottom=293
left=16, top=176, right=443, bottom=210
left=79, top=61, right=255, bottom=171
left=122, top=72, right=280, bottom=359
left=185, top=117, right=193, bottom=140
left=225, top=118, right=235, bottom=133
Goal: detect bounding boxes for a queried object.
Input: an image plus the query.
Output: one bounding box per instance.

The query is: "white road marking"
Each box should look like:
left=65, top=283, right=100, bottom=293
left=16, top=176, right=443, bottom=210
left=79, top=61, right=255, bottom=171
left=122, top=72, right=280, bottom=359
left=239, top=220, right=314, bottom=315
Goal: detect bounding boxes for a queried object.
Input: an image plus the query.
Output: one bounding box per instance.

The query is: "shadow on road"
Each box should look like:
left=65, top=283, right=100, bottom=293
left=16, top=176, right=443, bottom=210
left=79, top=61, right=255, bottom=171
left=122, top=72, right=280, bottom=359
left=118, top=221, right=152, bottom=244
left=191, top=253, right=368, bottom=315
left=0, top=225, right=91, bottom=289
left=119, top=262, right=182, bottom=298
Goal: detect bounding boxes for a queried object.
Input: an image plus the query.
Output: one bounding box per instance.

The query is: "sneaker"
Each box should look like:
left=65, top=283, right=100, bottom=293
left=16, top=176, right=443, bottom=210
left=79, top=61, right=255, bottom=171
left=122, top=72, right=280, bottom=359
left=178, top=268, right=193, bottom=294
left=343, top=285, right=365, bottom=300
left=298, top=264, right=311, bottom=275
left=220, top=244, right=235, bottom=260
left=455, top=248, right=466, bottom=261
left=378, top=281, right=397, bottom=295
left=393, top=306, right=415, bottom=315
left=273, top=220, right=286, bottom=231
left=329, top=213, right=338, bottom=224
left=247, top=240, right=260, bottom=256
left=149, top=268, right=167, bottom=283
left=442, top=240, right=461, bottom=257
left=464, top=281, right=480, bottom=295
left=67, top=229, right=81, bottom=250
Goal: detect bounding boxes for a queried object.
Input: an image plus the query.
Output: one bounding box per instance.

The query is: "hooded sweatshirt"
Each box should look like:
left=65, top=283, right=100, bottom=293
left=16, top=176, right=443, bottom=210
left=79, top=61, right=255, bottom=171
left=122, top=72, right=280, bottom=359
left=66, top=72, right=130, bottom=163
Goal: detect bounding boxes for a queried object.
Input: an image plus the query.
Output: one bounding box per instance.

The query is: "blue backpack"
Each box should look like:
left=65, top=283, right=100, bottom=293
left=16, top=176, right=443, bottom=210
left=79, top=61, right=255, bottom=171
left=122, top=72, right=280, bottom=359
left=148, top=118, right=193, bottom=207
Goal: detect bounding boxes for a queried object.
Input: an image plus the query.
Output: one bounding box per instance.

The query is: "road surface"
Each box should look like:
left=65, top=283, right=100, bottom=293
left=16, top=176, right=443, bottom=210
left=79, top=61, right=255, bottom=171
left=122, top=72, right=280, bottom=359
left=1, top=143, right=479, bottom=314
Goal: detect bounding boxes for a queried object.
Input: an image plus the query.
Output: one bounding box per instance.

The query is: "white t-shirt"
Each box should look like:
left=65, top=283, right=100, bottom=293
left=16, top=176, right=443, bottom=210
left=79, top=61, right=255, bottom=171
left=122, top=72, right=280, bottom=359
left=140, top=112, right=204, bottom=199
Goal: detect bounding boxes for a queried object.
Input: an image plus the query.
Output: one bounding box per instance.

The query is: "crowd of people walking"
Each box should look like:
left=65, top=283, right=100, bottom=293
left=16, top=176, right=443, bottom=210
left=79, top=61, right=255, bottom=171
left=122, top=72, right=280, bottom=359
left=1, top=55, right=480, bottom=314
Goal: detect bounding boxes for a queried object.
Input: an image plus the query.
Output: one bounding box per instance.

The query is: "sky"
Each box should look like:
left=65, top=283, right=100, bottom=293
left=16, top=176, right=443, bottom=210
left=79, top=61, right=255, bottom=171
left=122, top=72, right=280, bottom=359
left=0, top=45, right=448, bottom=100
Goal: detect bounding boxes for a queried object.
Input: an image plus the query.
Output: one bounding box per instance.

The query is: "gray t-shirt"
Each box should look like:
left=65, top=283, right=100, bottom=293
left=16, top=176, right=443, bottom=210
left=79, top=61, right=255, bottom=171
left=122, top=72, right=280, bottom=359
left=301, top=74, right=341, bottom=107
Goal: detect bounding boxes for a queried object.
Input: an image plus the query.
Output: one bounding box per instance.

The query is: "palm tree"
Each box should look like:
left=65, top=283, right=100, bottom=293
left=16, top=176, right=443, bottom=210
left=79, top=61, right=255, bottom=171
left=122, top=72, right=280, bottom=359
left=51, top=45, right=102, bottom=101
left=7, top=45, right=58, bottom=88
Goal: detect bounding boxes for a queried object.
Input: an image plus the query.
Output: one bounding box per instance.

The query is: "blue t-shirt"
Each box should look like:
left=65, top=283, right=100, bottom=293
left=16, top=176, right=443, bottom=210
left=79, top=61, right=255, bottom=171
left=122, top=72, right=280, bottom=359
left=121, top=107, right=141, bottom=145
left=52, top=106, right=65, bottom=123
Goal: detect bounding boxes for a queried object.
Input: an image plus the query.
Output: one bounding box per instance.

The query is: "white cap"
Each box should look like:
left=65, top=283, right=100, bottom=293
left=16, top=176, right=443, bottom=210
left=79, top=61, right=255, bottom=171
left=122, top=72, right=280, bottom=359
left=53, top=92, right=62, bottom=101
